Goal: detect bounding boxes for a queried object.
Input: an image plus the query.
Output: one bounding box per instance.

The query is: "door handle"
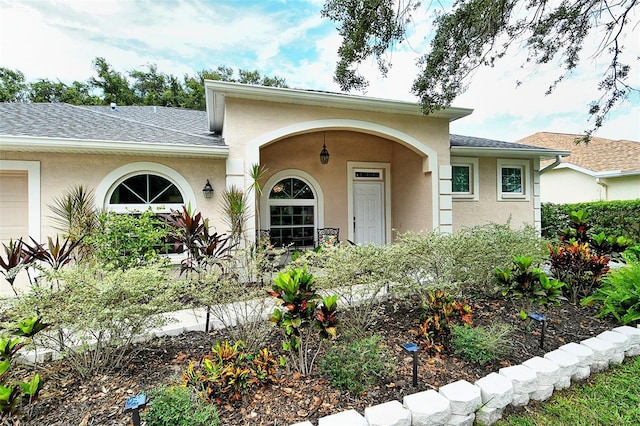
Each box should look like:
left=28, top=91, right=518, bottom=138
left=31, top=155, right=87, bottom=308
left=353, top=216, right=356, bottom=234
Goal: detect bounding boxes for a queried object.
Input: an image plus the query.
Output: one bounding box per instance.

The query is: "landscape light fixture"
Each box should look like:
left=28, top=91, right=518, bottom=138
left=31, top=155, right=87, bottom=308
left=529, top=312, right=547, bottom=349
left=124, top=393, right=146, bottom=426
left=319, top=132, right=330, bottom=165
left=402, top=342, right=419, bottom=387
left=202, top=179, right=214, bottom=199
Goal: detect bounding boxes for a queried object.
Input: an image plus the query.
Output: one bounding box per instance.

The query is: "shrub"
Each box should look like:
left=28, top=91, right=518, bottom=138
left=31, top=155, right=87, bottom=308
left=387, top=230, right=459, bottom=300
left=542, top=199, right=640, bottom=242
left=144, top=385, right=219, bottom=426
left=549, top=241, right=610, bottom=304
left=268, top=268, right=338, bottom=374
left=450, top=322, right=513, bottom=366
left=495, top=256, right=564, bottom=305
left=170, top=246, right=279, bottom=352
left=90, top=209, right=169, bottom=270
left=410, top=289, right=473, bottom=355
left=182, top=341, right=277, bottom=404
left=582, top=260, right=640, bottom=325
left=48, top=185, right=99, bottom=261
left=452, top=223, right=548, bottom=296
left=13, top=261, right=178, bottom=378
left=316, top=244, right=391, bottom=336
left=320, top=335, right=394, bottom=395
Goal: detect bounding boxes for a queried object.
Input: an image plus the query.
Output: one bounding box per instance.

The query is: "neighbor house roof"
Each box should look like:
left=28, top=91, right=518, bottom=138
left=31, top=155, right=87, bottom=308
left=0, top=103, right=228, bottom=159
left=518, top=132, right=640, bottom=176
left=450, top=134, right=569, bottom=159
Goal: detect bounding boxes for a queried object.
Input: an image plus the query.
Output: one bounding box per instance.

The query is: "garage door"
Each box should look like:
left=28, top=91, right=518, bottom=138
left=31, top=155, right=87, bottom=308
left=0, top=170, right=29, bottom=245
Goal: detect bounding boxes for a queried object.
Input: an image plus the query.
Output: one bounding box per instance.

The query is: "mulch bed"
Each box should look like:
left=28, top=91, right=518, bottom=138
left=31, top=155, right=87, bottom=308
left=7, top=296, right=619, bottom=426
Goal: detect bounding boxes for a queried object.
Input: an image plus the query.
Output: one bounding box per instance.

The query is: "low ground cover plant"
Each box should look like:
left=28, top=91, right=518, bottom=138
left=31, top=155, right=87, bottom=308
left=320, top=334, right=395, bottom=395
left=143, top=385, right=219, bottom=426
left=182, top=340, right=278, bottom=404
left=450, top=322, right=513, bottom=366
left=0, top=317, right=45, bottom=417
left=582, top=254, right=640, bottom=325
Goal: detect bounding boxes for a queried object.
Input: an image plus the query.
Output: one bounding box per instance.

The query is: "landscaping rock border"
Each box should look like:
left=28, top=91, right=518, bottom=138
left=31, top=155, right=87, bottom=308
left=291, top=324, right=640, bottom=426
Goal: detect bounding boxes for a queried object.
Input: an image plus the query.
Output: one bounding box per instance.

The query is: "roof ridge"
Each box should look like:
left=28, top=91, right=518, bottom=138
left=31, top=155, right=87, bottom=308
left=69, top=104, right=215, bottom=141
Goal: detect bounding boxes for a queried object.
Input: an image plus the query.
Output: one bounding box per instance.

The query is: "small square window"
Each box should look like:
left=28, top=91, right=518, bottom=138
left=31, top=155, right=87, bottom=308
left=452, top=165, right=471, bottom=193
left=497, top=159, right=530, bottom=201
left=451, top=157, right=479, bottom=201
left=501, top=166, right=523, bottom=194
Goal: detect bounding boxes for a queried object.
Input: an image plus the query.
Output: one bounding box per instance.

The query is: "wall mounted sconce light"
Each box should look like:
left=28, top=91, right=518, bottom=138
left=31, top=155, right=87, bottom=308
left=319, top=132, right=330, bottom=165
left=202, top=179, right=214, bottom=199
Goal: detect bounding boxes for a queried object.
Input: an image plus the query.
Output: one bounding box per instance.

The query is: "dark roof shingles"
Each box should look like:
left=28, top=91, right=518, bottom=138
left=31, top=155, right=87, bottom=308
left=450, top=134, right=551, bottom=151
left=0, top=103, right=224, bottom=147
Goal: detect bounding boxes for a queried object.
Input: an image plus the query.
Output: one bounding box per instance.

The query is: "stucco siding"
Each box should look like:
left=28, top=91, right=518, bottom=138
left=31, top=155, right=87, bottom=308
left=540, top=168, right=603, bottom=203
left=260, top=131, right=432, bottom=239
left=0, top=151, right=226, bottom=240
left=603, top=176, right=640, bottom=201
left=224, top=98, right=451, bottom=163
left=453, top=157, right=535, bottom=230
left=391, top=144, right=432, bottom=235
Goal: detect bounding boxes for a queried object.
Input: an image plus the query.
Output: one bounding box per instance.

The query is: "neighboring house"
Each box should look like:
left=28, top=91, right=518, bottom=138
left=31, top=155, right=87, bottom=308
left=1, top=81, right=567, bottom=295
left=518, top=132, right=640, bottom=203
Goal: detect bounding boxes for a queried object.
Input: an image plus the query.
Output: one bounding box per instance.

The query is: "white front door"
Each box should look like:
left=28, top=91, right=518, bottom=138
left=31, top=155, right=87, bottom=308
left=354, top=182, right=384, bottom=244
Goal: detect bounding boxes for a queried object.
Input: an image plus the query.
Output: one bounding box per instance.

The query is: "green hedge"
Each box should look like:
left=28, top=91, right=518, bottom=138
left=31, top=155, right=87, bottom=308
left=541, top=199, right=640, bottom=242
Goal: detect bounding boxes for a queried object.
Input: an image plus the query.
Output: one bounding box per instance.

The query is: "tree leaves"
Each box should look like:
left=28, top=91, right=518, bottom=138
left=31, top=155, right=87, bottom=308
left=323, top=0, right=638, bottom=136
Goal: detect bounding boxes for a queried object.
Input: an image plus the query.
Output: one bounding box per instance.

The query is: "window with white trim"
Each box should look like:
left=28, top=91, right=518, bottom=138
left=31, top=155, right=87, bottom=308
left=497, top=159, right=530, bottom=201
left=451, top=157, right=479, bottom=200
left=107, top=173, right=184, bottom=213
left=268, top=177, right=316, bottom=247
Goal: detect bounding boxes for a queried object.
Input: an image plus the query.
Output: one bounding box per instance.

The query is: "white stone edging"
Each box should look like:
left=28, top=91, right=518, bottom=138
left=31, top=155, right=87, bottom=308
left=293, top=324, right=640, bottom=426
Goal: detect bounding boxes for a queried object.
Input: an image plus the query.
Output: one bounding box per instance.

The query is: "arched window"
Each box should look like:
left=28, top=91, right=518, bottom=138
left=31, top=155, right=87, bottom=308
left=107, top=173, right=184, bottom=213
left=268, top=177, right=316, bottom=247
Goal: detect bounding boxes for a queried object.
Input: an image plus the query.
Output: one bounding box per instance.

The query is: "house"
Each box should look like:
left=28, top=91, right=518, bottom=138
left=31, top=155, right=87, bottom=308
left=1, top=81, right=568, bottom=295
left=518, top=132, right=640, bottom=203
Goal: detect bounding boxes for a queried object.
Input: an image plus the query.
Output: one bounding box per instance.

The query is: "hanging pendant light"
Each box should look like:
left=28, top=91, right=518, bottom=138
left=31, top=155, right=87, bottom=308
left=319, top=132, right=330, bottom=165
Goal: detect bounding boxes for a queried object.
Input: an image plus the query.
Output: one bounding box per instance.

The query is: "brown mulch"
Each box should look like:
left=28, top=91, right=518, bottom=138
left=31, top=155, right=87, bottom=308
left=8, top=297, right=619, bottom=426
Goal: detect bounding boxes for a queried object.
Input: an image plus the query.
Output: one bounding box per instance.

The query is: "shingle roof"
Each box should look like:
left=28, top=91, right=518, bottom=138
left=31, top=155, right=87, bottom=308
left=0, top=103, right=224, bottom=147
left=517, top=132, right=640, bottom=172
left=450, top=134, right=546, bottom=150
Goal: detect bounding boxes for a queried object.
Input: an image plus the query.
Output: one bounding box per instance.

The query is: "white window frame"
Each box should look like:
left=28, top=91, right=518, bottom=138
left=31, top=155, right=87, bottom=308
left=497, top=159, right=531, bottom=201
left=451, top=157, right=479, bottom=201
left=96, top=162, right=196, bottom=213
left=260, top=170, right=324, bottom=243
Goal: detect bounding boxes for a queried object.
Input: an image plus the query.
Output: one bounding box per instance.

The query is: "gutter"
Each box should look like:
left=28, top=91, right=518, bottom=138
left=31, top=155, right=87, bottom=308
left=0, top=135, right=229, bottom=159
left=540, top=155, right=563, bottom=174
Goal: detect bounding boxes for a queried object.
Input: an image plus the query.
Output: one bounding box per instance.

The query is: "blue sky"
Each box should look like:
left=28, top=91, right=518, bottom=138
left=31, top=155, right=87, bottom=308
left=1, top=0, right=638, bottom=142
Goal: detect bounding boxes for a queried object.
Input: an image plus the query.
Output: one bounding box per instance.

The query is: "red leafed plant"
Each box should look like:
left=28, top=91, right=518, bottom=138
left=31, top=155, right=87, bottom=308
left=411, top=289, right=473, bottom=355
left=549, top=241, right=610, bottom=304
